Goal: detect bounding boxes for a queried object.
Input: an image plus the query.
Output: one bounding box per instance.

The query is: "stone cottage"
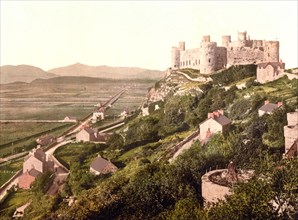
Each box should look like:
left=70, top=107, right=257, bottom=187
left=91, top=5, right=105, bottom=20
left=199, top=110, right=231, bottom=141
left=284, top=110, right=298, bottom=158
left=18, top=147, right=54, bottom=189
left=258, top=100, right=283, bottom=117
left=76, top=127, right=111, bottom=143
left=256, top=61, right=285, bottom=84
left=36, top=134, right=56, bottom=148
left=90, top=155, right=117, bottom=175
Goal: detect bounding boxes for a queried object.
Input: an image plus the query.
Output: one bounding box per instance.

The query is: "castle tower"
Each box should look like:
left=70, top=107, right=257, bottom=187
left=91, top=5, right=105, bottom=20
left=202, top=35, right=211, bottom=43
left=179, top=41, right=185, bottom=51
left=200, top=36, right=217, bottom=74
left=171, top=46, right=180, bottom=69
left=264, top=41, right=279, bottom=62
left=237, top=31, right=247, bottom=47
left=222, top=35, right=231, bottom=47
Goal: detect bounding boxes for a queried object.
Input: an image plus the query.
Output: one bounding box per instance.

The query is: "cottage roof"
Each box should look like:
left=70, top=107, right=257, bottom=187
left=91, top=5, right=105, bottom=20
left=214, top=115, right=232, bottom=126
left=90, top=156, right=115, bottom=173
left=200, top=114, right=231, bottom=126
left=259, top=103, right=278, bottom=113
left=28, top=168, right=41, bottom=177
left=257, top=62, right=285, bottom=69
left=83, top=127, right=95, bottom=134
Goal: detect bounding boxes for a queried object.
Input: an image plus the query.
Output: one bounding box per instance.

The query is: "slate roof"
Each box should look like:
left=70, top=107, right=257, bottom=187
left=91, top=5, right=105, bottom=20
left=259, top=103, right=278, bottom=113
left=214, top=115, right=232, bottom=126
left=90, top=156, right=116, bottom=173
left=257, top=62, right=285, bottom=69
left=28, top=168, right=41, bottom=177
left=200, top=114, right=231, bottom=126
left=83, top=127, right=95, bottom=135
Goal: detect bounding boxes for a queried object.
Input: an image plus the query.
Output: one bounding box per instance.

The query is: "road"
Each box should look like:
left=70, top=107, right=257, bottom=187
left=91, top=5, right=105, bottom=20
left=0, top=89, right=127, bottom=200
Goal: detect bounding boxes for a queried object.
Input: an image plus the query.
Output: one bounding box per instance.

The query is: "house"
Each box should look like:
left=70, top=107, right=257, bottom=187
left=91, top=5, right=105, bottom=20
left=91, top=109, right=105, bottom=123
left=90, top=155, right=117, bottom=175
left=141, top=106, right=149, bottom=116
left=256, top=61, right=285, bottom=84
left=63, top=116, right=77, bottom=123
left=36, top=135, right=56, bottom=147
left=284, top=110, right=298, bottom=158
left=258, top=100, right=283, bottom=117
left=199, top=110, right=231, bottom=141
left=18, top=147, right=54, bottom=189
left=76, top=127, right=111, bottom=143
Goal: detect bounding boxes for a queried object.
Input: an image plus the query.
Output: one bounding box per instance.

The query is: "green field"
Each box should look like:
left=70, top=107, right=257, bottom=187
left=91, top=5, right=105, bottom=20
left=0, top=122, right=73, bottom=158
left=0, top=159, right=23, bottom=186
left=0, top=78, right=154, bottom=120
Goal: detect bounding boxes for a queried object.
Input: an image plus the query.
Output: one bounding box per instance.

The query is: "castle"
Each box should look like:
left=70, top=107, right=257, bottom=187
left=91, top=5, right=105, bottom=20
left=171, top=31, right=280, bottom=74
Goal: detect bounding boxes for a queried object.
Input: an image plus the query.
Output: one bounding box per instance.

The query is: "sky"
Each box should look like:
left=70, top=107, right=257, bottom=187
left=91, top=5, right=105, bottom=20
left=1, top=1, right=297, bottom=71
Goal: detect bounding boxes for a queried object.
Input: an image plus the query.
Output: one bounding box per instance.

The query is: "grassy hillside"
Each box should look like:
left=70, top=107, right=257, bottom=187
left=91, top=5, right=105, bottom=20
left=1, top=65, right=297, bottom=219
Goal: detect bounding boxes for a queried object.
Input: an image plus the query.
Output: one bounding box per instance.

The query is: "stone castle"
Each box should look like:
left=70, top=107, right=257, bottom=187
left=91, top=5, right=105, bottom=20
left=171, top=31, right=280, bottom=74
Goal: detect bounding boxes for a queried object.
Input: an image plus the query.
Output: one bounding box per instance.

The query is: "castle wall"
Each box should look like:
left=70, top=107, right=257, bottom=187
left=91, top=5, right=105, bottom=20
left=171, top=31, right=280, bottom=74
left=180, top=48, right=200, bottom=69
left=215, top=47, right=227, bottom=70
left=200, top=42, right=217, bottom=74
left=171, top=47, right=180, bottom=69
left=264, top=41, right=279, bottom=62
left=227, top=46, right=265, bottom=66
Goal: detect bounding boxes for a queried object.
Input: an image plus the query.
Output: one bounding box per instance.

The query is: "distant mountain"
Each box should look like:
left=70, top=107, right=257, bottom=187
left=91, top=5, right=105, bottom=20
left=0, top=65, right=57, bottom=84
left=48, top=63, right=164, bottom=80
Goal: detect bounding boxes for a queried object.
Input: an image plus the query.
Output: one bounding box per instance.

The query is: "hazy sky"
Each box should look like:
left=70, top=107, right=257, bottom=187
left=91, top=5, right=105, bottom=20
left=1, top=1, right=297, bottom=70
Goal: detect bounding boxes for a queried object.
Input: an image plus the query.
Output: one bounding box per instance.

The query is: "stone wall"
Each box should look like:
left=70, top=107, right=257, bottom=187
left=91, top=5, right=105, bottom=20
left=201, top=169, right=231, bottom=207
left=171, top=31, right=280, bottom=74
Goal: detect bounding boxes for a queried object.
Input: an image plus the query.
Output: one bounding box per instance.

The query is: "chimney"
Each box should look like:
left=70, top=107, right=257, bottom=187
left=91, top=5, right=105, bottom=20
left=218, top=109, right=224, bottom=116
left=208, top=112, right=214, bottom=118
left=205, top=128, right=212, bottom=139
left=264, top=100, right=270, bottom=105
left=213, top=111, right=220, bottom=117
left=278, top=102, right=283, bottom=107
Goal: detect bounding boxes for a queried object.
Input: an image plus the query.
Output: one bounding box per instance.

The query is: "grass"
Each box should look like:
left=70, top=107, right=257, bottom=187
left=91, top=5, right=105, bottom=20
left=0, top=190, right=33, bottom=211
left=0, top=123, right=73, bottom=158
left=237, top=76, right=298, bottom=107
left=0, top=79, right=153, bottom=120
left=0, top=160, right=23, bottom=186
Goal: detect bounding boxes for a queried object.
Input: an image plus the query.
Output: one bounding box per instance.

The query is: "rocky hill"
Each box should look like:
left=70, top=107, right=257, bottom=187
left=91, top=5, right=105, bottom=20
left=48, top=63, right=164, bottom=80
left=0, top=65, right=57, bottom=84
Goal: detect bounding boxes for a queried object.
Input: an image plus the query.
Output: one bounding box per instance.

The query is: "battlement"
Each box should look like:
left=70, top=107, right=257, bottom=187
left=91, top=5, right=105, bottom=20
left=171, top=31, right=280, bottom=74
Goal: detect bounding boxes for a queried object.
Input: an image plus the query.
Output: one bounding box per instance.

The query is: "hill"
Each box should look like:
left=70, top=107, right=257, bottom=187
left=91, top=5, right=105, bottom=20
left=48, top=63, right=164, bottom=80
left=0, top=65, right=57, bottom=84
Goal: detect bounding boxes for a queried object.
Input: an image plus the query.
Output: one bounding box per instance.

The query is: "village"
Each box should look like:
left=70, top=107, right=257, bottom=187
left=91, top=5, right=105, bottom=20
left=0, top=31, right=297, bottom=219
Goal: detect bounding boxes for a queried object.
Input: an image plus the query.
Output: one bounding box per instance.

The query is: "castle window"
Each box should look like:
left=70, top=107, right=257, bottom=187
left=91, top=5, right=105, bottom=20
left=199, top=60, right=200, bottom=64
left=183, top=61, right=185, bottom=66
left=189, top=60, right=191, bottom=65
left=268, top=53, right=270, bottom=57
left=209, top=58, right=211, bottom=63
left=195, top=59, right=197, bottom=65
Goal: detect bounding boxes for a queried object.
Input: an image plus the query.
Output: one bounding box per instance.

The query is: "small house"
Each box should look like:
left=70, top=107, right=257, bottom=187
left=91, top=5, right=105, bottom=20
left=76, top=127, right=111, bottom=143
left=36, top=135, right=56, bottom=147
left=18, top=147, right=54, bottom=189
left=90, top=155, right=117, bottom=175
left=258, top=100, right=282, bottom=117
left=256, top=61, right=285, bottom=84
left=199, top=110, right=231, bottom=141
left=63, top=116, right=77, bottom=123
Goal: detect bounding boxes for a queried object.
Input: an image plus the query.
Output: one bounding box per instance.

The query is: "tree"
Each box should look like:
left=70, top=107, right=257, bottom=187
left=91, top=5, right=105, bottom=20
left=107, top=133, right=124, bottom=150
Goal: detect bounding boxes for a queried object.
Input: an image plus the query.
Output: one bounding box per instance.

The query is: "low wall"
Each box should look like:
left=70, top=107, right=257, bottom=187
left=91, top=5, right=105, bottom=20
left=0, top=169, right=22, bottom=203
left=201, top=169, right=231, bottom=208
